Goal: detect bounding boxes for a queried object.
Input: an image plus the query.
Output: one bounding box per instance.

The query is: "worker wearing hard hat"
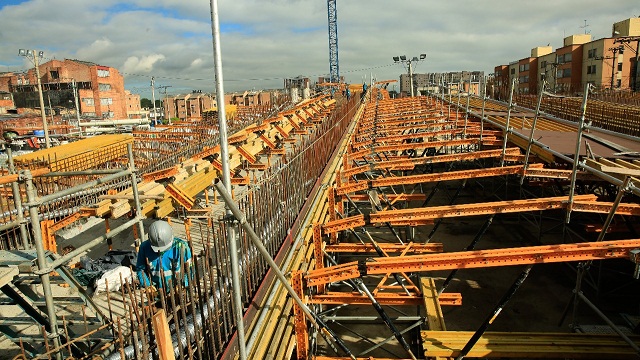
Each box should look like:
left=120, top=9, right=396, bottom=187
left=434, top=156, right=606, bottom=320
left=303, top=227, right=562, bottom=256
left=135, top=220, right=193, bottom=289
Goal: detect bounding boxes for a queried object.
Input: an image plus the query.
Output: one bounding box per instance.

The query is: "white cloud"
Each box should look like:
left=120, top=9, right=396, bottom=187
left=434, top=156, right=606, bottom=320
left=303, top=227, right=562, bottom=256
left=122, top=54, right=166, bottom=73
left=0, top=0, right=638, bottom=98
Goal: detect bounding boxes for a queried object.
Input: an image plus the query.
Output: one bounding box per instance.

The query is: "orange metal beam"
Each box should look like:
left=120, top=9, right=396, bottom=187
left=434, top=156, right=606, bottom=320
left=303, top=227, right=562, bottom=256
left=336, top=165, right=539, bottom=195
left=342, top=148, right=522, bottom=178
left=309, top=292, right=462, bottom=306
left=324, top=243, right=443, bottom=254
left=305, top=238, right=640, bottom=287
left=349, top=138, right=483, bottom=158
left=369, top=194, right=598, bottom=226
left=321, top=195, right=597, bottom=234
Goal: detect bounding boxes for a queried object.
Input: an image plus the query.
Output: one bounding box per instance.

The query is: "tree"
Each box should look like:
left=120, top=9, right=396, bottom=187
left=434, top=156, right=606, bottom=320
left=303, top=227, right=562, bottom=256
left=140, top=98, right=152, bottom=109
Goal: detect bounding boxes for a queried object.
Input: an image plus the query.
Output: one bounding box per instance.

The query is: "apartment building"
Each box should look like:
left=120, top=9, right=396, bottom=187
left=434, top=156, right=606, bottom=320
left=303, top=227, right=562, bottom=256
left=0, top=59, right=127, bottom=119
left=0, top=91, right=13, bottom=113
left=555, top=34, right=590, bottom=93
left=125, top=90, right=143, bottom=119
left=400, top=71, right=484, bottom=95
left=538, top=51, right=558, bottom=91
left=493, top=65, right=509, bottom=100
left=163, top=92, right=217, bottom=122
left=494, top=17, right=640, bottom=95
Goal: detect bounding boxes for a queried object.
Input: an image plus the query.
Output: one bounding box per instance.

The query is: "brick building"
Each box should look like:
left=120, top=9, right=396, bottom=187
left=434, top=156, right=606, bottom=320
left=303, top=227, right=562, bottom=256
left=164, top=92, right=217, bottom=122
left=400, top=71, right=484, bottom=96
left=125, top=90, right=143, bottom=119
left=164, top=90, right=275, bottom=122
left=494, top=17, right=640, bottom=95
left=0, top=59, right=128, bottom=119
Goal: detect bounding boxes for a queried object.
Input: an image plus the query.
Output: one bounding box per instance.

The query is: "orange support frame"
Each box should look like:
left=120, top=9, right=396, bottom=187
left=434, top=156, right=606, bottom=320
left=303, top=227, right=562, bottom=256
left=292, top=270, right=308, bottom=360
left=309, top=292, right=462, bottom=306
left=305, top=238, right=640, bottom=287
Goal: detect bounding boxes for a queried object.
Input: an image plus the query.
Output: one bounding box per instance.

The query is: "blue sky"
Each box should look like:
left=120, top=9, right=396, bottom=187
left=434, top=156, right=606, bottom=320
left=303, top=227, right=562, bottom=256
left=0, top=0, right=638, bottom=98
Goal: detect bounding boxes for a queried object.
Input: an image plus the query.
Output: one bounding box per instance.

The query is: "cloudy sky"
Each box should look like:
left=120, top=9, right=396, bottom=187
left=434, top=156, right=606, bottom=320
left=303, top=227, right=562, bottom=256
left=0, top=0, right=638, bottom=98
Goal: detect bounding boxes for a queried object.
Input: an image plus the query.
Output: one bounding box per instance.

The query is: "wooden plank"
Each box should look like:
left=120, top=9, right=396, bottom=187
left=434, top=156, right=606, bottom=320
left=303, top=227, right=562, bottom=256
left=421, top=277, right=446, bottom=331
left=421, top=331, right=640, bottom=359
left=152, top=309, right=176, bottom=360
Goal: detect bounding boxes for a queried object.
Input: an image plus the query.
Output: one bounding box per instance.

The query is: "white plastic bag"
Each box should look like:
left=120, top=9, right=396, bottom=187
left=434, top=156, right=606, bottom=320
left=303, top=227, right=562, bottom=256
left=95, top=266, right=133, bottom=293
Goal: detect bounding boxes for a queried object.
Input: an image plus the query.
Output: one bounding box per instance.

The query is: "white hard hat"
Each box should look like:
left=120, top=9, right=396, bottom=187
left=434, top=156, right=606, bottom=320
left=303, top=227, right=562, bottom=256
left=148, top=220, right=174, bottom=253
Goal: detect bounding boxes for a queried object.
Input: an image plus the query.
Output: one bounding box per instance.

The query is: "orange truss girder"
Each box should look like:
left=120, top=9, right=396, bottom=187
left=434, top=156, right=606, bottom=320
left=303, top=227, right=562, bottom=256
left=305, top=239, right=640, bottom=287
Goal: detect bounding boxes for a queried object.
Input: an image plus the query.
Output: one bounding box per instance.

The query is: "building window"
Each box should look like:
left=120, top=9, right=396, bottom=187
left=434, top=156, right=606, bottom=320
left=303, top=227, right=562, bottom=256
left=524, top=63, right=530, bottom=71
left=617, top=79, right=622, bottom=87
left=98, top=83, right=111, bottom=91
left=557, top=54, right=564, bottom=64
left=587, top=65, right=597, bottom=74
left=103, top=111, right=114, bottom=118
left=587, top=49, right=597, bottom=59
left=100, top=98, right=113, bottom=105
left=83, top=112, right=96, bottom=117
left=97, top=69, right=110, bottom=78
left=519, top=64, right=524, bottom=72
left=540, top=74, right=545, bottom=81
left=618, top=62, right=623, bottom=71
left=564, top=53, right=572, bottom=62
left=49, top=70, right=59, bottom=79
left=540, top=61, right=547, bottom=69
left=82, top=98, right=94, bottom=105
left=564, top=68, right=571, bottom=77
left=510, top=68, right=515, bottom=75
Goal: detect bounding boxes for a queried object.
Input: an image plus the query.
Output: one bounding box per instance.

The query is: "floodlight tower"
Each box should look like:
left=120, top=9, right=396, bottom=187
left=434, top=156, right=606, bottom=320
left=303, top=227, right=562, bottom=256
left=327, top=0, right=339, bottom=83
left=393, top=53, right=427, bottom=97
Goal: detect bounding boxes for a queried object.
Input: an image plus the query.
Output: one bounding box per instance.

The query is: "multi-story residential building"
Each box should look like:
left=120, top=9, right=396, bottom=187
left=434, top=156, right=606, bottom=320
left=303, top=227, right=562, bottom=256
left=493, top=65, right=509, bottom=100
left=163, top=92, right=217, bottom=122
left=0, top=91, right=13, bottom=114
left=538, top=51, right=558, bottom=91
left=227, top=91, right=272, bottom=106
left=125, top=90, right=143, bottom=119
left=0, top=59, right=128, bottom=119
left=494, top=17, right=640, bottom=95
left=518, top=46, right=552, bottom=95
left=554, top=34, right=590, bottom=93
left=517, top=57, right=535, bottom=94
left=582, top=38, right=625, bottom=90
left=400, top=71, right=484, bottom=95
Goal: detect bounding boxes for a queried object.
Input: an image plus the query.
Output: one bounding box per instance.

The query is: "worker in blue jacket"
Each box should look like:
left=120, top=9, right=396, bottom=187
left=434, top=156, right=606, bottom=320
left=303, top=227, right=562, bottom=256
left=136, top=220, right=193, bottom=289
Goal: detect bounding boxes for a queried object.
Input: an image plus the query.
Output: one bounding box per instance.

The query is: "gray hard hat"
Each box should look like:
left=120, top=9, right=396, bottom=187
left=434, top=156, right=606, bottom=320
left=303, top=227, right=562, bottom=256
left=148, top=220, right=174, bottom=253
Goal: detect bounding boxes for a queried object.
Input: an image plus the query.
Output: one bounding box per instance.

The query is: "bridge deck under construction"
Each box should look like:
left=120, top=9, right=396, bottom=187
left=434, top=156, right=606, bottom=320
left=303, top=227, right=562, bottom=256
left=0, top=85, right=639, bottom=359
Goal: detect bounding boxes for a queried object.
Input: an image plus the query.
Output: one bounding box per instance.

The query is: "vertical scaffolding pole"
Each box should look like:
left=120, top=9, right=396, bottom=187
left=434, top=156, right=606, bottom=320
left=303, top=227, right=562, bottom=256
left=7, top=148, right=30, bottom=249
left=480, top=76, right=487, bottom=148
left=24, top=170, right=62, bottom=360
left=500, top=78, right=516, bottom=167
left=209, top=1, right=247, bottom=359
left=521, top=80, right=546, bottom=185
left=127, top=143, right=145, bottom=244
left=566, top=83, right=592, bottom=224
left=463, top=81, right=470, bottom=138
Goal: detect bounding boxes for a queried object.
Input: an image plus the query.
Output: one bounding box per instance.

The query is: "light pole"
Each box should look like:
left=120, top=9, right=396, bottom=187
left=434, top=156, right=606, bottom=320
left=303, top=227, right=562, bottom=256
left=19, top=49, right=51, bottom=148
left=393, top=53, right=426, bottom=97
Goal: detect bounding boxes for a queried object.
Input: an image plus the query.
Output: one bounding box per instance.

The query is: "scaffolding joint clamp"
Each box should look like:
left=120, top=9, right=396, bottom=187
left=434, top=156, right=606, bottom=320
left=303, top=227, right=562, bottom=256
left=357, top=259, right=368, bottom=277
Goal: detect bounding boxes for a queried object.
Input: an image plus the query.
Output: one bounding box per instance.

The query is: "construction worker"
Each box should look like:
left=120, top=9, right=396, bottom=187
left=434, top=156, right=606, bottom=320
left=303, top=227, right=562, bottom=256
left=135, top=220, right=193, bottom=289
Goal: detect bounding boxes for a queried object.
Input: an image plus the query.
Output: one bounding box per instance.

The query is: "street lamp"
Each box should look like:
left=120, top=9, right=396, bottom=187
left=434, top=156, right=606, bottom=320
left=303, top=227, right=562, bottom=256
left=19, top=49, right=51, bottom=148
left=393, top=53, right=427, bottom=97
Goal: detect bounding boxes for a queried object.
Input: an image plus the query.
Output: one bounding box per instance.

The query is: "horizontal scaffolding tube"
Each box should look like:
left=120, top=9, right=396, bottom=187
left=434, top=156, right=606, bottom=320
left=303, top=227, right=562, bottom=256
left=33, top=216, right=143, bottom=275
left=25, top=168, right=133, bottom=206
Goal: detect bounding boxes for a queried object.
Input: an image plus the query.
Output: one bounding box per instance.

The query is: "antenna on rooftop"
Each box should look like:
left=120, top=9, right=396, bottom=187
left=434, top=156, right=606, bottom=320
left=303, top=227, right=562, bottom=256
left=580, top=20, right=591, bottom=34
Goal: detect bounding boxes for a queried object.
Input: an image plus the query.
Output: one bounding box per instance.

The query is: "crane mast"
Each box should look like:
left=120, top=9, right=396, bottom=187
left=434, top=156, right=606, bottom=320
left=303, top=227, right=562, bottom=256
left=327, top=0, right=339, bottom=83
